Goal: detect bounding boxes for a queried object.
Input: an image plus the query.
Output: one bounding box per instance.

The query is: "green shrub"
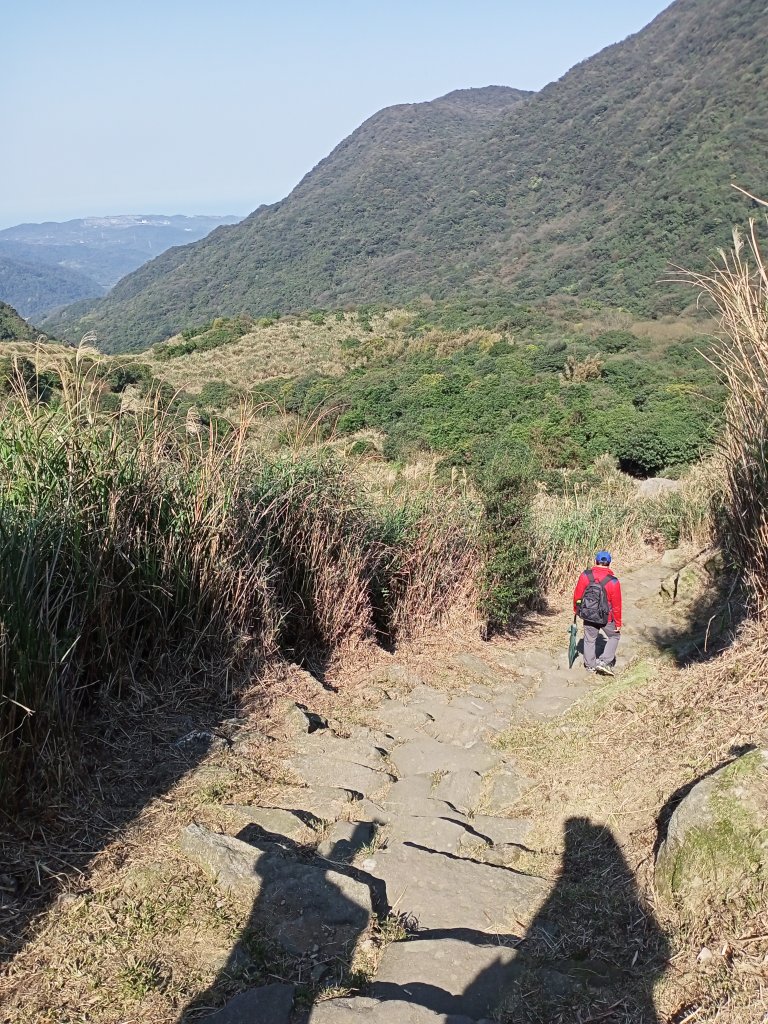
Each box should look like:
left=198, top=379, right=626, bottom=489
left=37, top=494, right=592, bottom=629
left=477, top=454, right=540, bottom=628
left=198, top=381, right=240, bottom=410
left=595, top=330, right=640, bottom=353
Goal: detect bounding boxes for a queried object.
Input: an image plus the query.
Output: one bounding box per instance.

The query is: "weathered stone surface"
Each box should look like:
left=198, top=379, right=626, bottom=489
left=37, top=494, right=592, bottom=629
left=349, top=797, right=390, bottom=824
left=202, top=983, right=294, bottom=1023
left=461, top=816, right=532, bottom=849
left=373, top=702, right=433, bottom=741
left=660, top=547, right=690, bottom=570
left=482, top=771, right=532, bottom=815
left=290, top=754, right=394, bottom=798
left=387, top=814, right=472, bottom=856
left=451, top=653, right=505, bottom=682
left=655, top=749, right=768, bottom=908
left=295, top=732, right=391, bottom=768
left=660, top=549, right=723, bottom=607
left=308, top=996, right=478, bottom=1023
left=434, top=770, right=483, bottom=814
left=362, top=839, right=545, bottom=933
left=180, top=825, right=372, bottom=955
left=271, top=785, right=358, bottom=821
left=390, top=738, right=501, bottom=779
left=373, top=937, right=518, bottom=1019
left=660, top=562, right=708, bottom=606
left=520, top=650, right=564, bottom=675
left=422, top=706, right=494, bottom=746
left=317, top=820, right=375, bottom=863
left=382, top=776, right=458, bottom=818
left=224, top=805, right=320, bottom=839
left=519, top=673, right=593, bottom=720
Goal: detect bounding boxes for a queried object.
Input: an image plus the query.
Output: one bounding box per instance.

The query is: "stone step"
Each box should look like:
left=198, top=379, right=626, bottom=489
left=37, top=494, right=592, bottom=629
left=360, top=838, right=546, bottom=934
left=268, top=785, right=360, bottom=822
left=390, top=738, right=502, bottom=779
left=202, top=983, right=294, bottom=1023
left=308, top=996, right=487, bottom=1023
left=381, top=776, right=459, bottom=818
left=518, top=674, right=594, bottom=719
left=372, top=935, right=519, bottom=1020
left=433, top=770, right=484, bottom=814
left=290, top=753, right=395, bottom=798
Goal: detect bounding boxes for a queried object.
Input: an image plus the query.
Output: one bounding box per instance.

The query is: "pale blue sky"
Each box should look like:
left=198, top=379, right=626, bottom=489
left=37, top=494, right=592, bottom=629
left=2, top=1, right=670, bottom=228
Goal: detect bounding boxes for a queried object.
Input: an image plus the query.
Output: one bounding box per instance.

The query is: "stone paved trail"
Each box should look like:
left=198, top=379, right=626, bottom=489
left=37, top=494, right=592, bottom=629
left=186, top=558, right=685, bottom=1024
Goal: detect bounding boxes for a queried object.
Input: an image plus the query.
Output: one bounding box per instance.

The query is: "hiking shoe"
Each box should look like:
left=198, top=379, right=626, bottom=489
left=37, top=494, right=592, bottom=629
left=595, top=660, right=615, bottom=677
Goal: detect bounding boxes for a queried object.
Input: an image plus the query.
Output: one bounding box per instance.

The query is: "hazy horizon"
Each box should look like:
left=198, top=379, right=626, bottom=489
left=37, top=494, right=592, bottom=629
left=3, top=1, right=671, bottom=230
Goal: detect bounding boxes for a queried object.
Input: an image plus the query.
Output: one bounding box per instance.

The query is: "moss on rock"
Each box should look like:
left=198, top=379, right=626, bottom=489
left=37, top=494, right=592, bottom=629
left=655, top=749, right=768, bottom=913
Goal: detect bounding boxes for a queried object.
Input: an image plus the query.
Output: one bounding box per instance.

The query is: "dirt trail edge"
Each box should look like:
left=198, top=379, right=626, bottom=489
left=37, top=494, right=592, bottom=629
left=181, top=560, right=675, bottom=1024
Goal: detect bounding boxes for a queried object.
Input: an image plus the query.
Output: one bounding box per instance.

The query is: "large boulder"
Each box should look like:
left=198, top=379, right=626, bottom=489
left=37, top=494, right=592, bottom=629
left=637, top=477, right=682, bottom=497
left=655, top=749, right=768, bottom=911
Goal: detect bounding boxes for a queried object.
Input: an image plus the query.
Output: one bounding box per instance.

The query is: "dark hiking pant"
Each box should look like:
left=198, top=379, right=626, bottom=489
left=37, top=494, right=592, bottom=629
left=583, top=620, right=620, bottom=669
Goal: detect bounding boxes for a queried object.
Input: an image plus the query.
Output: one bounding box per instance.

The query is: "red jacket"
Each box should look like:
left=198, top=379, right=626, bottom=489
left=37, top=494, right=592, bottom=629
left=573, top=565, right=622, bottom=628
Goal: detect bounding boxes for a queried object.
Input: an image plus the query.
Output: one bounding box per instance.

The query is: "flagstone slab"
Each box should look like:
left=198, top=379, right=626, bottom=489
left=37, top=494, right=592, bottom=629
left=308, top=997, right=480, bottom=1023
left=270, top=785, right=359, bottom=822
left=434, top=770, right=484, bottom=814
left=390, top=739, right=502, bottom=779
left=362, top=840, right=545, bottom=934
left=290, top=754, right=395, bottom=798
left=372, top=937, right=519, bottom=1019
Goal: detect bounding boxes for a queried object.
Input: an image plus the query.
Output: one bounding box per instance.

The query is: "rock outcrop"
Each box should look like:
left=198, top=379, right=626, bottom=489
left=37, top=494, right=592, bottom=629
left=655, top=748, right=768, bottom=911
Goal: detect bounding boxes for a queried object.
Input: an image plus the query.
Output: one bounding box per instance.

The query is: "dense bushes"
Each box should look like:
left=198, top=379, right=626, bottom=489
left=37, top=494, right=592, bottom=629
left=274, top=330, right=723, bottom=479
left=154, top=315, right=255, bottom=360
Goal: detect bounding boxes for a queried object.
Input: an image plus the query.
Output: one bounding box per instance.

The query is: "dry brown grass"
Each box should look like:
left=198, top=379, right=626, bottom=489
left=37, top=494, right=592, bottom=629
left=498, top=629, right=768, bottom=1022
left=147, top=310, right=416, bottom=393
left=530, top=458, right=719, bottom=593
left=679, top=205, right=768, bottom=607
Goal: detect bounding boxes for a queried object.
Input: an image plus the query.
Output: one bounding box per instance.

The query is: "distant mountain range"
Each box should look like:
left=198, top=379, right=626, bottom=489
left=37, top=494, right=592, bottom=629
left=45, top=0, right=767, bottom=353
left=0, top=214, right=240, bottom=320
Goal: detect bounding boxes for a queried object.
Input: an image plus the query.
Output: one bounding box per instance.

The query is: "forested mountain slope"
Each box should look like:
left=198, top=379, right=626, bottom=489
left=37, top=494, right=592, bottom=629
left=0, top=256, right=104, bottom=320
left=0, top=301, right=39, bottom=342
left=47, top=0, right=766, bottom=352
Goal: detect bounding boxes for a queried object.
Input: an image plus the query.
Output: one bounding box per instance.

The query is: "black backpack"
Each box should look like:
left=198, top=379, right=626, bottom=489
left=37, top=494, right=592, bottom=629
left=577, top=568, right=616, bottom=626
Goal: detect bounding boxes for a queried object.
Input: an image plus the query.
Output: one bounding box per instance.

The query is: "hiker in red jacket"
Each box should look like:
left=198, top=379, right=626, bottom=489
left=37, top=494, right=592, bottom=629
left=573, top=550, right=622, bottom=676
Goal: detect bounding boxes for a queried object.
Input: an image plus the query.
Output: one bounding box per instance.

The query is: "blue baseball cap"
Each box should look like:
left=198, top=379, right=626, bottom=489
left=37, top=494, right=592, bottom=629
left=595, top=550, right=612, bottom=565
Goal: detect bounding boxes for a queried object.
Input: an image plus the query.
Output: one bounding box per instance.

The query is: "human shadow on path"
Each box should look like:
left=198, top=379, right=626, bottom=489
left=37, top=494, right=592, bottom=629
left=181, top=822, right=381, bottom=1021
left=373, top=817, right=669, bottom=1023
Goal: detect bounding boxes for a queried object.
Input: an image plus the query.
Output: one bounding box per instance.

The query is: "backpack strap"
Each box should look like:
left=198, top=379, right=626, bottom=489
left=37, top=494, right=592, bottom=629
left=586, top=568, right=616, bottom=589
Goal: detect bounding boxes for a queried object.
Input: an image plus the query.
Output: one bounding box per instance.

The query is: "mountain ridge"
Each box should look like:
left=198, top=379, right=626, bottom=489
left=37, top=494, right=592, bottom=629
left=45, top=0, right=767, bottom=352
